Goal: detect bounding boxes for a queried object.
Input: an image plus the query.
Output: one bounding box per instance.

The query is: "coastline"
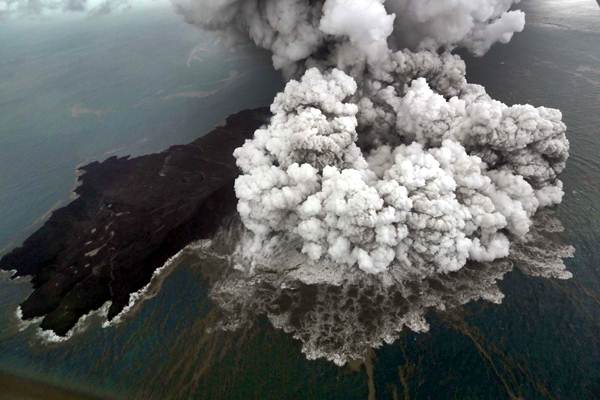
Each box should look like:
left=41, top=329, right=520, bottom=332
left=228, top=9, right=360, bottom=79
left=0, top=107, right=270, bottom=337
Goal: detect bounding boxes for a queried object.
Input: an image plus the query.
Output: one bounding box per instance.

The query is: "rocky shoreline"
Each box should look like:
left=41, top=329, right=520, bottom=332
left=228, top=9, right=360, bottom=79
left=0, top=108, right=269, bottom=336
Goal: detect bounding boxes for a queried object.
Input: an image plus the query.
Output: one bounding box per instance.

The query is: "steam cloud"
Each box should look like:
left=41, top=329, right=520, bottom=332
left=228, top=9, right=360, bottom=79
left=174, top=0, right=569, bottom=280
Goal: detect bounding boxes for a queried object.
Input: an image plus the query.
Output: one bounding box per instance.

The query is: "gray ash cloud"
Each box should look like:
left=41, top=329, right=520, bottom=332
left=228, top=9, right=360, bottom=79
left=175, top=0, right=569, bottom=278
left=172, top=0, right=573, bottom=364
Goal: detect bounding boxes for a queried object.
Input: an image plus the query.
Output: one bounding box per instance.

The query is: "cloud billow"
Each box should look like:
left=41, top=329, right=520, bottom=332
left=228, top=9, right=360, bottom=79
left=175, top=0, right=569, bottom=280
left=174, top=3, right=573, bottom=363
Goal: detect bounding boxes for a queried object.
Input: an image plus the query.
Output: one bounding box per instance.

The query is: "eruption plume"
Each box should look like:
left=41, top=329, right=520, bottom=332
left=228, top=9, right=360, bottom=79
left=174, top=1, right=573, bottom=363
left=173, top=0, right=570, bottom=280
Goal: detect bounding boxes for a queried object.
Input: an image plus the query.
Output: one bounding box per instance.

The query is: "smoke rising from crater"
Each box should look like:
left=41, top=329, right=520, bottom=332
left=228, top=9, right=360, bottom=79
left=172, top=0, right=526, bottom=73
left=173, top=0, right=569, bottom=279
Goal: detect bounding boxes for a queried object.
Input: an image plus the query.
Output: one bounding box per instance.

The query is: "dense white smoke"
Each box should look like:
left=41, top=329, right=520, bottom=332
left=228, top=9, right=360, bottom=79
left=173, top=0, right=569, bottom=280
left=234, top=67, right=567, bottom=277
left=387, top=0, right=526, bottom=55
left=148, top=0, right=573, bottom=366
left=172, top=0, right=526, bottom=73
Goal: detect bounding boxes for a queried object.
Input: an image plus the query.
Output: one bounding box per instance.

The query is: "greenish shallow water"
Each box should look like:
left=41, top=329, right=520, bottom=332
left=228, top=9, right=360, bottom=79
left=1, top=2, right=600, bottom=399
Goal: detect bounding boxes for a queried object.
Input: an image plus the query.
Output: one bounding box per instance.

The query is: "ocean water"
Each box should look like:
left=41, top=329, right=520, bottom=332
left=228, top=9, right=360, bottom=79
left=1, top=1, right=600, bottom=399
left=0, top=8, right=283, bottom=254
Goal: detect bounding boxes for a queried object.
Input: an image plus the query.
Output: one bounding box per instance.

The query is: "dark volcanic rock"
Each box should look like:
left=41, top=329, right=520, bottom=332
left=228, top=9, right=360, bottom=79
left=0, top=108, right=269, bottom=336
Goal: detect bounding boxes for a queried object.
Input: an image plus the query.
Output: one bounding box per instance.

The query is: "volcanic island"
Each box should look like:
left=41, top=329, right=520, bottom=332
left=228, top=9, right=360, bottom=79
left=0, top=108, right=269, bottom=336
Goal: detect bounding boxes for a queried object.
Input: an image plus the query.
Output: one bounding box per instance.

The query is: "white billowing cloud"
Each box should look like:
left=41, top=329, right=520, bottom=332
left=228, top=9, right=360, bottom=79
left=172, top=0, right=526, bottom=75
left=172, top=0, right=327, bottom=73
left=173, top=0, right=573, bottom=364
left=174, top=0, right=572, bottom=280
left=387, top=0, right=526, bottom=55
left=319, top=0, right=394, bottom=59
left=233, top=67, right=568, bottom=278
left=392, top=78, right=568, bottom=189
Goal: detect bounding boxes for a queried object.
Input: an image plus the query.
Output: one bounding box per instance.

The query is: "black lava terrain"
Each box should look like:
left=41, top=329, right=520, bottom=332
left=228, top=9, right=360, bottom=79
left=0, top=108, right=269, bottom=336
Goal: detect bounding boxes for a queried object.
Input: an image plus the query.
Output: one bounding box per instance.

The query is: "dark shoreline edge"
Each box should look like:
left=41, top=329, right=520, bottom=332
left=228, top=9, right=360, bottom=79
left=0, top=108, right=269, bottom=336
